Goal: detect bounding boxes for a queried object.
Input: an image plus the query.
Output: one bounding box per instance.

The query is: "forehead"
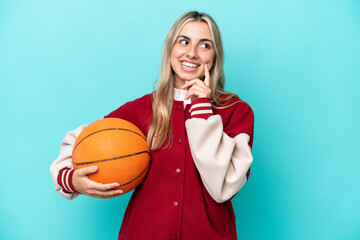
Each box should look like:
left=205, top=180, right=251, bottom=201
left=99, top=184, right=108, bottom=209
left=178, top=21, right=213, bottom=40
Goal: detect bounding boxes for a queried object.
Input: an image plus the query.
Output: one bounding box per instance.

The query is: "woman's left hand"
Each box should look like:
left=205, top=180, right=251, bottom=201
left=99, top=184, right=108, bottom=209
left=182, top=64, right=211, bottom=101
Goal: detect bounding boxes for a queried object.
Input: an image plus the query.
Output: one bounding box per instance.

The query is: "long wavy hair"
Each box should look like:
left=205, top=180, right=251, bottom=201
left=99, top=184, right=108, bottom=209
left=147, top=11, right=238, bottom=150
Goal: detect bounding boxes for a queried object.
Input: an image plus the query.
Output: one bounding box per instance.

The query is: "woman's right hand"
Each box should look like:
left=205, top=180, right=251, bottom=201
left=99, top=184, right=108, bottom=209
left=72, top=166, right=123, bottom=199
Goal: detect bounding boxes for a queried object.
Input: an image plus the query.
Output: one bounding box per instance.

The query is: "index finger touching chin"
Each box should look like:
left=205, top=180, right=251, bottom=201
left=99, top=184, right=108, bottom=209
left=204, top=64, right=210, bottom=87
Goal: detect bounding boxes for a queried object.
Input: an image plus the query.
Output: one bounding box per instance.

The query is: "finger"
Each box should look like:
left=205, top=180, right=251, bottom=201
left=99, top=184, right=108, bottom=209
left=204, top=64, right=210, bottom=87
left=181, top=79, right=199, bottom=89
left=181, top=80, right=192, bottom=90
left=184, top=87, right=194, bottom=100
left=193, top=82, right=209, bottom=91
left=87, top=188, right=123, bottom=198
left=184, top=91, right=190, bottom=100
left=182, top=78, right=207, bottom=89
left=184, top=86, right=197, bottom=100
left=184, top=85, right=205, bottom=100
left=88, top=192, right=122, bottom=199
left=184, top=85, right=197, bottom=100
left=91, top=181, right=121, bottom=191
left=77, top=165, right=98, bottom=176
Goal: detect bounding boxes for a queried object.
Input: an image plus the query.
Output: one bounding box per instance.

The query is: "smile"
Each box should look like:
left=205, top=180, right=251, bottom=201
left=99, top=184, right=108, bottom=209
left=181, top=61, right=199, bottom=69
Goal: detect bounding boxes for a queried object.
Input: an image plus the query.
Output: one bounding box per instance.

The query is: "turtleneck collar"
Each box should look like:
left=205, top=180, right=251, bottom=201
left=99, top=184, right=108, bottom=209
left=174, top=88, right=191, bottom=108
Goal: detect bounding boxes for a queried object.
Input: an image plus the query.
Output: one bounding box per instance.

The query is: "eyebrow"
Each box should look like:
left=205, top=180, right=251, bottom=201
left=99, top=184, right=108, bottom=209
left=177, top=35, right=214, bottom=45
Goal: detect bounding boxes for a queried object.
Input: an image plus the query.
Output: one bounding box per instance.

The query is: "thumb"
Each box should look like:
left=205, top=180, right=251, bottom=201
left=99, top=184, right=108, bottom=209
left=77, top=165, right=98, bottom=176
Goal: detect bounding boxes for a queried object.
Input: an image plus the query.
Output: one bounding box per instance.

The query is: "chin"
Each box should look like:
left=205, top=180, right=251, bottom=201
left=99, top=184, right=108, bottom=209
left=180, top=72, right=204, bottom=81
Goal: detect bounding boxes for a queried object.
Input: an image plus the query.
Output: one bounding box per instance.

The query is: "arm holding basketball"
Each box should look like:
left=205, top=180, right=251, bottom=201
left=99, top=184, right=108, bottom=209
left=50, top=124, right=123, bottom=199
left=50, top=125, right=87, bottom=200
left=72, top=166, right=123, bottom=199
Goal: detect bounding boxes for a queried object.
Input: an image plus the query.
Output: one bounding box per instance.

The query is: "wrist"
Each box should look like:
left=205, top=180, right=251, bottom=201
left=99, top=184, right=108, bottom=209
left=57, top=168, right=80, bottom=194
left=190, top=97, right=213, bottom=120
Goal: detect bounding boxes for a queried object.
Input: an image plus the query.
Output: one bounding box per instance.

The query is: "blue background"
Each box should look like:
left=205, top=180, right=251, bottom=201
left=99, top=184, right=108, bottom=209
left=1, top=0, right=359, bottom=239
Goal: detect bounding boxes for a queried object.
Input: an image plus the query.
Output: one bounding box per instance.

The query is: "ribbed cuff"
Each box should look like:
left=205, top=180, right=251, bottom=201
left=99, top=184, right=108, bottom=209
left=190, top=98, right=213, bottom=119
left=57, top=168, right=79, bottom=194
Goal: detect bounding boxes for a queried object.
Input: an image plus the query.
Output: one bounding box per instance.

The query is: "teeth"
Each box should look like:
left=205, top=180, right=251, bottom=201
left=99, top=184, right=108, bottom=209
left=181, top=61, right=199, bottom=68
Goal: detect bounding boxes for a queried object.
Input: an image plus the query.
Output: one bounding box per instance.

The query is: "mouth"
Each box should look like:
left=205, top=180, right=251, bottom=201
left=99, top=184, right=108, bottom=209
left=180, top=61, right=200, bottom=72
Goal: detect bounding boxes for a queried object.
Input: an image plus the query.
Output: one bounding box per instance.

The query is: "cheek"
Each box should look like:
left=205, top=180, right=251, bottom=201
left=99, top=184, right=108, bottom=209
left=203, top=53, right=216, bottom=69
left=170, top=53, right=177, bottom=69
left=170, top=57, right=178, bottom=72
left=171, top=46, right=185, bottom=58
left=170, top=48, right=181, bottom=66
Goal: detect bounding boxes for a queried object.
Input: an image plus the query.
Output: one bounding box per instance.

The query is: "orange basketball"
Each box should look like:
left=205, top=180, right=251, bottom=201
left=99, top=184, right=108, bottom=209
left=72, top=118, right=150, bottom=194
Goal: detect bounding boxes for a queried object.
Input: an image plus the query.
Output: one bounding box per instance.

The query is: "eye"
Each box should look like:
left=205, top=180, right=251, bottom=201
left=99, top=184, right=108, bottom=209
left=179, top=39, right=188, bottom=45
left=200, top=43, right=211, bottom=49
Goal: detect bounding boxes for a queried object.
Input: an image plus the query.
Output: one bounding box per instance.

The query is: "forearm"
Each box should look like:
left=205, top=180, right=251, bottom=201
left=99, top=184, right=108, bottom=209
left=50, top=124, right=87, bottom=199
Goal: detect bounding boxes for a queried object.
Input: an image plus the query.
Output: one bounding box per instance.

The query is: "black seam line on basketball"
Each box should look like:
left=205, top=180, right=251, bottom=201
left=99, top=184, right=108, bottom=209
left=119, top=160, right=150, bottom=187
left=72, top=151, right=151, bottom=166
left=73, top=128, right=147, bottom=153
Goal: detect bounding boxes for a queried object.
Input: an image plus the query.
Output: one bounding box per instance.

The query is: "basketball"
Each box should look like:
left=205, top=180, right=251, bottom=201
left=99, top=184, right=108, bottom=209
left=72, top=118, right=151, bottom=194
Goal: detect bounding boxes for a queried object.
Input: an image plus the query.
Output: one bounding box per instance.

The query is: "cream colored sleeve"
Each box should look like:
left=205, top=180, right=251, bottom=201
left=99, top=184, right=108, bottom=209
left=50, top=125, right=87, bottom=200
left=185, top=115, right=253, bottom=203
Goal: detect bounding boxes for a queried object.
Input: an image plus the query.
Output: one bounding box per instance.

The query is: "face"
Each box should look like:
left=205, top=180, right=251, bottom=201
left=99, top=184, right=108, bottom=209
left=170, top=21, right=216, bottom=88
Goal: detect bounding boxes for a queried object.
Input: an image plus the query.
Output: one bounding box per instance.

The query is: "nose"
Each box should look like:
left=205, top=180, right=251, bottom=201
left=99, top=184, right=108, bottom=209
left=186, top=45, right=198, bottom=59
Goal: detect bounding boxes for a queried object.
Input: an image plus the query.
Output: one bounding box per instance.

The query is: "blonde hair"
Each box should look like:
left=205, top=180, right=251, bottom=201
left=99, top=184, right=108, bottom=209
left=147, top=11, right=238, bottom=150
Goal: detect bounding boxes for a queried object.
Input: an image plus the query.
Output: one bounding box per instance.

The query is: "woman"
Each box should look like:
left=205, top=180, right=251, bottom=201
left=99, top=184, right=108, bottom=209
left=50, top=11, right=254, bottom=240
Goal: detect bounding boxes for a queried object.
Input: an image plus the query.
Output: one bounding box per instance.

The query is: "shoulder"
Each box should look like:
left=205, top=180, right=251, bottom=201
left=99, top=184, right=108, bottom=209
left=123, top=92, right=153, bottom=107
left=214, top=94, right=254, bottom=117
left=104, top=92, right=154, bottom=134
left=105, top=92, right=153, bottom=119
left=110, top=92, right=152, bottom=111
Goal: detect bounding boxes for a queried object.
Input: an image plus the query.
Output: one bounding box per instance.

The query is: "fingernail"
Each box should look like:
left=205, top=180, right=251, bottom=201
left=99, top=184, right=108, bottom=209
left=91, top=166, right=97, bottom=171
left=118, top=190, right=123, bottom=194
left=116, top=183, right=120, bottom=187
